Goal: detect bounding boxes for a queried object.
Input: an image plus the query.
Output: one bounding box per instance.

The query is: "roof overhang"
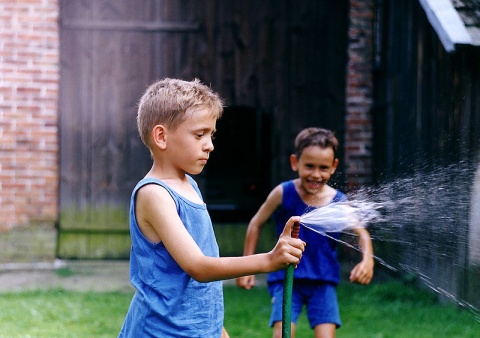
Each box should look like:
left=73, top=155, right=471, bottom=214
left=419, top=0, right=472, bottom=52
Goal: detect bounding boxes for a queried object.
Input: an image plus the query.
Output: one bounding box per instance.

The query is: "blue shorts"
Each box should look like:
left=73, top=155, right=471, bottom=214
left=267, top=280, right=341, bottom=329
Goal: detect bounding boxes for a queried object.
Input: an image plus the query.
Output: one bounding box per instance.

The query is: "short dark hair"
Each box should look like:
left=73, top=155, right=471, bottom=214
left=294, top=128, right=338, bottom=159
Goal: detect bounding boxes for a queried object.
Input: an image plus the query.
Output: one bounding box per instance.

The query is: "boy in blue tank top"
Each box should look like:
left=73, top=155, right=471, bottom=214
left=237, top=128, right=374, bottom=338
left=118, top=78, right=306, bottom=338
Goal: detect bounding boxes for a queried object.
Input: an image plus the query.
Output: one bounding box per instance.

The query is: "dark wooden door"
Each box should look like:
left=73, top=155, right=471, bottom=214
left=58, top=0, right=204, bottom=258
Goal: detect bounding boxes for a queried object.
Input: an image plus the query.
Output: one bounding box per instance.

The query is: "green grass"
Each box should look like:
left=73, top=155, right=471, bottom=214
left=0, top=282, right=478, bottom=337
left=334, top=281, right=479, bottom=338
left=0, top=290, right=130, bottom=337
left=224, top=282, right=480, bottom=337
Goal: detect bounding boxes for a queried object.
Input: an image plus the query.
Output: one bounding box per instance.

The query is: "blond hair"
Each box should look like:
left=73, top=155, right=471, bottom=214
left=137, top=78, right=223, bottom=147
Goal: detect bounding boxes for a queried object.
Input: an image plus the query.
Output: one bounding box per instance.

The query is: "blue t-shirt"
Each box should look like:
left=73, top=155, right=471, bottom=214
left=267, top=180, right=347, bottom=285
left=119, top=176, right=224, bottom=338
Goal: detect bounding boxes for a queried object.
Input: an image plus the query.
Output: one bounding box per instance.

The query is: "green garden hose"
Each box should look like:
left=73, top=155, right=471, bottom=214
left=282, top=222, right=300, bottom=338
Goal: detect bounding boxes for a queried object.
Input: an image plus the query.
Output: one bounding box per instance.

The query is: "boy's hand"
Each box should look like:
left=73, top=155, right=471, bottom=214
left=236, top=275, right=255, bottom=289
left=349, top=258, right=374, bottom=284
left=269, top=216, right=306, bottom=270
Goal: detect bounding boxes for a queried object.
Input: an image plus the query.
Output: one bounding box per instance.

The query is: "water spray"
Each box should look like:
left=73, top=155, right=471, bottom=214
left=300, top=202, right=397, bottom=272
left=280, top=160, right=480, bottom=331
left=300, top=201, right=383, bottom=234
left=291, top=161, right=480, bottom=317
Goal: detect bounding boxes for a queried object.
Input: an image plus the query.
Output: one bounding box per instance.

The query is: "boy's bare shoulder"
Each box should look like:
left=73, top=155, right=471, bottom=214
left=136, top=183, right=173, bottom=208
left=268, top=183, right=284, bottom=200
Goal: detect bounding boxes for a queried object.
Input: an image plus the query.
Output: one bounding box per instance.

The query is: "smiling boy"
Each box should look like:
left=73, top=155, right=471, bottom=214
left=237, top=127, right=374, bottom=338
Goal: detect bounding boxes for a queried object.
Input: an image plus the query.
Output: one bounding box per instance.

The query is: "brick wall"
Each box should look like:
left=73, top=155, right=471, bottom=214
left=0, top=0, right=59, bottom=231
left=344, top=0, right=374, bottom=190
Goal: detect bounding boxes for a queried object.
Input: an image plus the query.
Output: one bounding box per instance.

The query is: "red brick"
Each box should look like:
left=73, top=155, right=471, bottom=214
left=345, top=0, right=374, bottom=186
left=0, top=0, right=59, bottom=229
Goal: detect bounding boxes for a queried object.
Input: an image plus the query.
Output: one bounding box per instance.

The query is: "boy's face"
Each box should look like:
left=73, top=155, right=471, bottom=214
left=166, top=107, right=217, bottom=175
left=290, top=145, right=338, bottom=195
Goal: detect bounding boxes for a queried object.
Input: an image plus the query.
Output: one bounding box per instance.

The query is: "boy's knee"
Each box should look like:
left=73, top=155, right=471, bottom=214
left=272, top=321, right=283, bottom=338
left=272, top=321, right=295, bottom=338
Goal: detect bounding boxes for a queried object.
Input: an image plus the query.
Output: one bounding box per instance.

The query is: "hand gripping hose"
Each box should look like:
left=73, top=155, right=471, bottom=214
left=282, top=222, right=300, bottom=338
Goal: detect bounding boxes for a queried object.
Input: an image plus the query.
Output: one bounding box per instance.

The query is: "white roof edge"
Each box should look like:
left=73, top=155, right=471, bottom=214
left=419, top=0, right=472, bottom=52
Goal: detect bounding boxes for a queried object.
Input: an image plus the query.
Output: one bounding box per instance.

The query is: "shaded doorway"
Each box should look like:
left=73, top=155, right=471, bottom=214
left=205, top=106, right=271, bottom=222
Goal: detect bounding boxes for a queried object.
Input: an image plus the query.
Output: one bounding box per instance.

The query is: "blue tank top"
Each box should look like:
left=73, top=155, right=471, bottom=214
left=118, top=176, right=224, bottom=338
left=267, top=180, right=347, bottom=285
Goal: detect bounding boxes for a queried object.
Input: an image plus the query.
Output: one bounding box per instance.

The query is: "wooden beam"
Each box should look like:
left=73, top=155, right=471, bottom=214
left=61, top=19, right=200, bottom=32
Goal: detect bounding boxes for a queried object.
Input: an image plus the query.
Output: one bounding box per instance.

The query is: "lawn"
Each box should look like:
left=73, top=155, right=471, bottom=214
left=0, top=281, right=478, bottom=337
left=224, top=281, right=480, bottom=338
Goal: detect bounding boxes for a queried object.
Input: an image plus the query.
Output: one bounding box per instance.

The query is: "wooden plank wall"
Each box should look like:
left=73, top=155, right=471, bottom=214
left=58, top=0, right=204, bottom=258
left=373, top=0, right=480, bottom=309
left=58, top=0, right=350, bottom=258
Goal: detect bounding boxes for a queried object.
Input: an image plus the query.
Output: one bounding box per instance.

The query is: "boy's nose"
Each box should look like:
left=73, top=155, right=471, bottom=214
left=205, top=138, right=214, bottom=152
left=311, top=168, right=321, bottom=177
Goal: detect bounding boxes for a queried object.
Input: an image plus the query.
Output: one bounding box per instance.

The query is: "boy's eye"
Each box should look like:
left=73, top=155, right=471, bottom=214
left=195, top=131, right=215, bottom=139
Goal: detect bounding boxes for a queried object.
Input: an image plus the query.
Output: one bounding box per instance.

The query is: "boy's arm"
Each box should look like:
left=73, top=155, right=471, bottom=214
left=237, top=185, right=283, bottom=289
left=243, top=185, right=283, bottom=256
left=349, top=227, right=374, bottom=284
left=136, top=184, right=304, bottom=283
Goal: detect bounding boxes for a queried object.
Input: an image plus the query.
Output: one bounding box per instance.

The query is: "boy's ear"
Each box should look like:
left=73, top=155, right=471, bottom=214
left=331, top=158, right=339, bottom=174
left=290, top=154, right=299, bottom=171
left=152, top=124, right=167, bottom=149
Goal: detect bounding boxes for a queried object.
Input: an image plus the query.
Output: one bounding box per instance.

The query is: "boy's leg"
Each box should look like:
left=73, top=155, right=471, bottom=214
left=221, top=326, right=230, bottom=338
left=268, top=281, right=303, bottom=338
left=313, top=323, right=336, bottom=338
left=306, top=283, right=341, bottom=337
left=273, top=320, right=334, bottom=338
left=272, top=321, right=297, bottom=338
left=268, top=282, right=283, bottom=338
